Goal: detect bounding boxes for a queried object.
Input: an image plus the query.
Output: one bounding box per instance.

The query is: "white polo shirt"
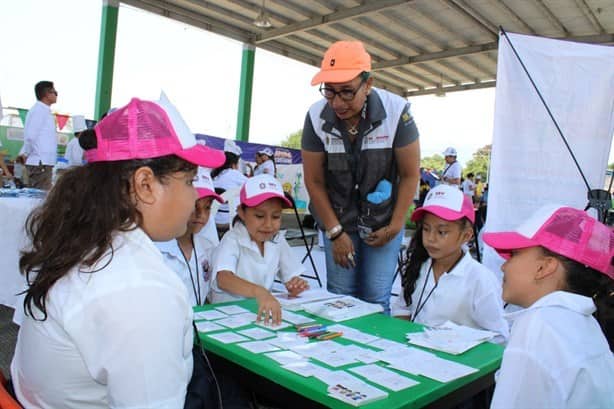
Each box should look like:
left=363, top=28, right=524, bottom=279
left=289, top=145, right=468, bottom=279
left=491, top=291, right=614, bottom=409
left=11, top=228, right=193, bottom=409
left=391, top=251, right=509, bottom=341
left=21, top=101, right=57, bottom=166
left=462, top=179, right=475, bottom=197
left=442, top=161, right=462, bottom=186
left=156, top=234, right=215, bottom=306
left=64, top=137, right=84, bottom=167
left=253, top=159, right=275, bottom=176
left=209, top=222, right=304, bottom=303
left=213, top=168, right=247, bottom=225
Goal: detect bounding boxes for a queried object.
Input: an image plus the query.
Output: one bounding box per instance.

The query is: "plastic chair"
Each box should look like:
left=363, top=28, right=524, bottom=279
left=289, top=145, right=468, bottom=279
left=0, top=372, right=21, bottom=409
left=283, top=192, right=322, bottom=287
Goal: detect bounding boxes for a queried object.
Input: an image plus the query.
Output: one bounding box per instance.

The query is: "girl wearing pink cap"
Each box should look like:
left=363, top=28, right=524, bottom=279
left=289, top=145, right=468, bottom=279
left=393, top=184, right=509, bottom=341
left=11, top=96, right=225, bottom=409
left=210, top=174, right=309, bottom=324
left=484, top=205, right=614, bottom=408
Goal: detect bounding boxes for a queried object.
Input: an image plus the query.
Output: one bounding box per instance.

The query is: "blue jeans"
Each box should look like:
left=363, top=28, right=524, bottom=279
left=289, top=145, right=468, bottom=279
left=324, top=230, right=403, bottom=315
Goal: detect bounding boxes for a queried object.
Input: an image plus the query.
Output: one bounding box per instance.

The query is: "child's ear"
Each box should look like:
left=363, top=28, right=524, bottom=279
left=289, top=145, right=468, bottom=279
left=461, top=224, right=474, bottom=244
left=534, top=255, right=560, bottom=281
left=132, top=166, right=157, bottom=206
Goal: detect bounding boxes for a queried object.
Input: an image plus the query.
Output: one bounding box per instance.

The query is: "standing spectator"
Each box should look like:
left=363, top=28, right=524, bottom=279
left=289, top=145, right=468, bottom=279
left=474, top=175, right=484, bottom=204
left=461, top=172, right=475, bottom=202
left=253, top=147, right=276, bottom=177
left=212, top=139, right=248, bottom=238
left=441, top=147, right=461, bottom=187
left=19, top=81, right=58, bottom=190
left=13, top=156, right=26, bottom=188
left=0, top=138, right=12, bottom=179
left=64, top=115, right=86, bottom=167
left=301, top=40, right=420, bottom=314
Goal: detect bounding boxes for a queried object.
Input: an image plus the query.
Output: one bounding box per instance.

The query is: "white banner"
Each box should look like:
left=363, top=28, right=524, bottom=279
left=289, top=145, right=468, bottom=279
left=483, top=32, right=614, bottom=277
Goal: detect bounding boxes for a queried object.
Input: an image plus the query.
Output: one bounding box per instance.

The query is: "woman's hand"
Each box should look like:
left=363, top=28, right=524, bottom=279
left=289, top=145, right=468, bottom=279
left=365, top=224, right=399, bottom=247
left=332, top=232, right=355, bottom=268
left=254, top=287, right=282, bottom=325
left=285, top=276, right=309, bottom=297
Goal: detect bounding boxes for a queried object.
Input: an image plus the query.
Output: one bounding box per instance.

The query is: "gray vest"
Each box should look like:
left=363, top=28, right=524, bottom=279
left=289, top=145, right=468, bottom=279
left=308, top=88, right=405, bottom=233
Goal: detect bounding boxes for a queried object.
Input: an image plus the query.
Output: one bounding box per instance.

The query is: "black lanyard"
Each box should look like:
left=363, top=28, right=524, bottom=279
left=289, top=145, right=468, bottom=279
left=178, top=235, right=202, bottom=306
left=411, top=253, right=464, bottom=322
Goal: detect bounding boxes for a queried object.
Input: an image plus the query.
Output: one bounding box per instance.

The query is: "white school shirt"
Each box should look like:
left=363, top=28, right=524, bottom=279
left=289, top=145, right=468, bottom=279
left=11, top=228, right=193, bottom=409
left=209, top=222, right=304, bottom=303
left=391, top=251, right=509, bottom=341
left=156, top=234, right=215, bottom=306
left=64, top=137, right=84, bottom=167
left=491, top=291, right=614, bottom=409
left=253, top=159, right=275, bottom=176
left=21, top=101, right=57, bottom=166
left=213, top=168, right=247, bottom=225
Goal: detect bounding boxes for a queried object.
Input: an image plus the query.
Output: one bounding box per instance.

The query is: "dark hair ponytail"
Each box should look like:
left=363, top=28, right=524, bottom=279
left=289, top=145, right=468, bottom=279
left=544, top=248, right=614, bottom=351
left=401, top=224, right=429, bottom=307
left=211, top=152, right=239, bottom=179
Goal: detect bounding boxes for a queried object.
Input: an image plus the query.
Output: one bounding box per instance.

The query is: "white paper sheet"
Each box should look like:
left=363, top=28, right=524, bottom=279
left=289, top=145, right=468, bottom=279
left=237, top=327, right=276, bottom=340
left=207, top=331, right=249, bottom=344
left=195, top=321, right=225, bottom=333
left=215, top=305, right=251, bottom=315
left=237, top=340, right=280, bottom=354
left=194, top=310, right=227, bottom=321
left=348, top=364, right=419, bottom=392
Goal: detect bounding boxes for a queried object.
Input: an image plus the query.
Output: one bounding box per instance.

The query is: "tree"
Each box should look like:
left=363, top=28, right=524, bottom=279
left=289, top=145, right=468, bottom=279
left=420, top=154, right=444, bottom=172
left=464, top=144, right=491, bottom=179
left=281, top=129, right=302, bottom=149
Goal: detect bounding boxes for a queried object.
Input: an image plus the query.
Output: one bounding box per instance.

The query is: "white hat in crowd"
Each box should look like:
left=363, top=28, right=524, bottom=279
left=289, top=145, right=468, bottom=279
left=257, top=147, right=274, bottom=157
left=443, top=147, right=457, bottom=157
left=224, top=139, right=242, bottom=156
left=72, top=115, right=87, bottom=133
left=240, top=174, right=291, bottom=208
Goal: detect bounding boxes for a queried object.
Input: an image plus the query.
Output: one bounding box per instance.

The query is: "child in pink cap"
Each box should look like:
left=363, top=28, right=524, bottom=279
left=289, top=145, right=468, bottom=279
left=11, top=95, right=225, bottom=409
left=484, top=205, right=614, bottom=408
left=210, top=174, right=309, bottom=324
left=393, top=184, right=509, bottom=341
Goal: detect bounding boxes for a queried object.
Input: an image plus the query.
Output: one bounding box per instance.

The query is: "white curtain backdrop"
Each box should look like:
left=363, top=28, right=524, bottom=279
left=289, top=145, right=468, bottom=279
left=483, top=32, right=614, bottom=278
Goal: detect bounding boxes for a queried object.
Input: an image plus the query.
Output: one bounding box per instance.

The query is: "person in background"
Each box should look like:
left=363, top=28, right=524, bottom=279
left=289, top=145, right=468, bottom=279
left=441, top=147, right=461, bottom=187
left=0, top=138, right=12, bottom=180
left=301, top=40, right=420, bottom=315
left=212, top=139, right=248, bottom=238
left=64, top=115, right=86, bottom=167
left=474, top=174, right=484, bottom=204
left=19, top=81, right=58, bottom=190
left=210, top=174, right=309, bottom=324
left=12, top=156, right=26, bottom=188
left=461, top=172, right=475, bottom=202
left=393, top=184, right=509, bottom=342
left=253, top=147, right=276, bottom=177
left=10, top=95, right=225, bottom=409
left=484, top=205, right=614, bottom=408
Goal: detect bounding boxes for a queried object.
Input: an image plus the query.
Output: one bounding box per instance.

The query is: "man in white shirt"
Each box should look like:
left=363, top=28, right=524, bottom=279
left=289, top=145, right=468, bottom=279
left=20, top=81, right=58, bottom=190
left=441, top=146, right=462, bottom=187
left=64, top=115, right=86, bottom=167
left=461, top=172, right=475, bottom=200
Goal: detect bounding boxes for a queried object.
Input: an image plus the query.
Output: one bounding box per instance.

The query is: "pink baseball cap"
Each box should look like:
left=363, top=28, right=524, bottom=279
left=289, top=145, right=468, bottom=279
left=85, top=93, right=224, bottom=168
left=240, top=174, right=291, bottom=208
left=411, top=184, right=475, bottom=223
left=483, top=205, right=614, bottom=279
left=194, top=167, right=224, bottom=202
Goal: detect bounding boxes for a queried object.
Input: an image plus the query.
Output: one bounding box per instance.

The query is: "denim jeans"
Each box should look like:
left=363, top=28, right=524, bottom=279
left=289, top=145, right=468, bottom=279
left=323, top=230, right=403, bottom=315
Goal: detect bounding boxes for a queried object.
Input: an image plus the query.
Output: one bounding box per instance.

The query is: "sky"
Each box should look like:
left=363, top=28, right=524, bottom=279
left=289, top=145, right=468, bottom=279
left=0, top=0, right=545, bottom=167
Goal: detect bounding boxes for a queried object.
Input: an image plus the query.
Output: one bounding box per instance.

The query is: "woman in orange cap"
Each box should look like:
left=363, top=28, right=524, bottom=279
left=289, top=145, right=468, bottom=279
left=301, top=40, right=421, bottom=314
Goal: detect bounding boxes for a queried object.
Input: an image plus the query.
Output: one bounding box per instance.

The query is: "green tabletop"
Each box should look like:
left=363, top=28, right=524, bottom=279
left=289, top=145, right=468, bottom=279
left=195, top=299, right=503, bottom=409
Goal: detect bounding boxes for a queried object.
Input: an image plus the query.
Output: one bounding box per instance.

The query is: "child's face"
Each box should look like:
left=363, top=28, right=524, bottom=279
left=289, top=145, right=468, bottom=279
left=186, top=197, right=213, bottom=235
left=421, top=213, right=471, bottom=261
left=238, top=198, right=283, bottom=244
left=144, top=170, right=198, bottom=241
left=500, top=246, right=546, bottom=307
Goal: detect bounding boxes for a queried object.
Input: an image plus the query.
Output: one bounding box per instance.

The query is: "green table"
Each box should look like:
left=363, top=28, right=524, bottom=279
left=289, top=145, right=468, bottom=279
left=195, top=299, right=503, bottom=409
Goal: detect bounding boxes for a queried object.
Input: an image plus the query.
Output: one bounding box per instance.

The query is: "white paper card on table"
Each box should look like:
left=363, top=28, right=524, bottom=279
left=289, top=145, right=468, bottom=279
left=291, top=340, right=340, bottom=358
left=280, top=309, right=316, bottom=325
left=389, top=353, right=478, bottom=383
left=369, top=338, right=408, bottom=352
left=342, top=345, right=381, bottom=364
left=237, top=340, right=280, bottom=354
left=195, top=321, right=225, bottom=333
left=194, top=310, right=227, bottom=321
left=282, top=361, right=327, bottom=377
left=215, top=305, right=251, bottom=315
left=406, top=321, right=498, bottom=355
left=302, top=296, right=383, bottom=322
left=315, top=369, right=364, bottom=387
left=326, top=324, right=380, bottom=345
left=253, top=320, right=293, bottom=331
left=327, top=380, right=388, bottom=407
left=237, top=327, right=276, bottom=340
left=274, top=288, right=343, bottom=311
left=268, top=333, right=308, bottom=349
left=207, top=331, right=249, bottom=344
left=216, top=312, right=257, bottom=329
left=348, top=364, right=419, bottom=392
left=265, top=350, right=307, bottom=365
left=310, top=350, right=358, bottom=368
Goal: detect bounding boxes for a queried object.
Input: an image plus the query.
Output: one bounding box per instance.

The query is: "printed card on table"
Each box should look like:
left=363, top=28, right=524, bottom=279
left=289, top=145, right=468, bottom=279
left=194, top=310, right=227, bottom=321
left=215, top=305, right=251, bottom=315
left=195, top=321, right=225, bottom=333
left=207, top=331, right=249, bottom=344
left=237, top=340, right=280, bottom=354
left=237, top=327, right=276, bottom=340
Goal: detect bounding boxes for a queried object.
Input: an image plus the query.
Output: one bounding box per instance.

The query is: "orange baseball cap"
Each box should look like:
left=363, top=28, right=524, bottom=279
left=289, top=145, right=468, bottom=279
left=311, top=41, right=371, bottom=85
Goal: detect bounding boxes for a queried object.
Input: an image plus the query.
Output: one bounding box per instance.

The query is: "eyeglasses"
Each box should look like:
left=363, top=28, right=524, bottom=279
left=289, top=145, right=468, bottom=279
left=319, top=79, right=365, bottom=102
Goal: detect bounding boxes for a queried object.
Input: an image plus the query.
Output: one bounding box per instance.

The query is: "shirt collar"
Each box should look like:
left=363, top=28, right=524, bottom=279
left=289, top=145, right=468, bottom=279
left=505, top=291, right=596, bottom=322
left=427, top=251, right=471, bottom=277
left=319, top=88, right=387, bottom=130
left=156, top=238, right=182, bottom=260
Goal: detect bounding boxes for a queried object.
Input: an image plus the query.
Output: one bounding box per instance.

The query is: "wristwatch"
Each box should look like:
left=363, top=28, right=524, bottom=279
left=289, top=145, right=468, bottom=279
left=325, top=224, right=343, bottom=240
